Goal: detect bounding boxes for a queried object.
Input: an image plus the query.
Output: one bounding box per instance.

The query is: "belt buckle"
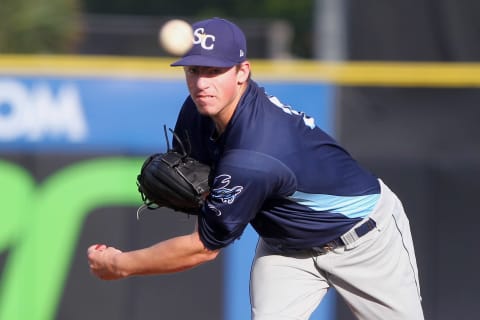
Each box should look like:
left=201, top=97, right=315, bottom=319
left=322, top=242, right=336, bottom=252
left=312, top=241, right=336, bottom=255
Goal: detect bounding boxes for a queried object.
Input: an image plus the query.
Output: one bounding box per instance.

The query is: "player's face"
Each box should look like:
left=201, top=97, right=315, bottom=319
left=183, top=62, right=250, bottom=132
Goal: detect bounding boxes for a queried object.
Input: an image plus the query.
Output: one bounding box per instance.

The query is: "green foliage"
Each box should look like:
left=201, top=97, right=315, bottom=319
left=0, top=0, right=314, bottom=56
left=231, top=0, right=314, bottom=57
left=81, top=0, right=315, bottom=57
left=0, top=0, right=82, bottom=53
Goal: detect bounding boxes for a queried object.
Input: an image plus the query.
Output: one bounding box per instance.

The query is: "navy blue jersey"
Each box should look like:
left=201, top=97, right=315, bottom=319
left=173, top=81, right=380, bottom=251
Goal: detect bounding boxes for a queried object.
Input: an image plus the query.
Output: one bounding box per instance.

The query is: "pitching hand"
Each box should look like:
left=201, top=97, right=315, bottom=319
left=87, top=244, right=124, bottom=280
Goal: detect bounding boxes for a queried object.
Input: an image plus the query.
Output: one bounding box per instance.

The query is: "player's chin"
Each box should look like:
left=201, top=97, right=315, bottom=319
left=193, top=101, right=218, bottom=116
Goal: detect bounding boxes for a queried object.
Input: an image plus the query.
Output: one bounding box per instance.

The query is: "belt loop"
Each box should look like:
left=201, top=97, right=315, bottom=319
left=355, top=218, right=376, bottom=238
left=340, top=218, right=377, bottom=249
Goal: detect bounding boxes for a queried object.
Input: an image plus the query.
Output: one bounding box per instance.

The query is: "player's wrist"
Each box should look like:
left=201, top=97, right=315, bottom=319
left=111, top=251, right=131, bottom=279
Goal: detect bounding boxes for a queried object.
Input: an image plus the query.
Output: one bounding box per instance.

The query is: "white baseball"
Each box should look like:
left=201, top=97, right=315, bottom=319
left=159, top=19, right=193, bottom=56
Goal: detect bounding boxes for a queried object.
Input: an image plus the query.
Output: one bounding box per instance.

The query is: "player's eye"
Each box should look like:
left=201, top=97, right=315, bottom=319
left=185, top=67, right=199, bottom=75
left=185, top=66, right=227, bottom=77
left=205, top=67, right=228, bottom=76
left=210, top=68, right=223, bottom=75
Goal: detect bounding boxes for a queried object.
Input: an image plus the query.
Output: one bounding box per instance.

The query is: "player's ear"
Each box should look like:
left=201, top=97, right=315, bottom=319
left=236, top=61, right=251, bottom=84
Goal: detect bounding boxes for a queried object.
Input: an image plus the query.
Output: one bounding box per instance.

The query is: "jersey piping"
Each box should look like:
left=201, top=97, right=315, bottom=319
left=289, top=192, right=381, bottom=219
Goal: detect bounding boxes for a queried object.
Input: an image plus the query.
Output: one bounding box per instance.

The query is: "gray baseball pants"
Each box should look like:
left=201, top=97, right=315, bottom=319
left=250, top=180, right=424, bottom=320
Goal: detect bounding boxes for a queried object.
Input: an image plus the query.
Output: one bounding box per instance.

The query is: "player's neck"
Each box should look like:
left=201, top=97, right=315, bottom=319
left=212, top=81, right=248, bottom=135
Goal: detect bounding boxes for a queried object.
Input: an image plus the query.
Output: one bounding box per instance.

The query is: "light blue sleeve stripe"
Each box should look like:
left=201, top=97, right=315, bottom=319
left=289, top=191, right=380, bottom=219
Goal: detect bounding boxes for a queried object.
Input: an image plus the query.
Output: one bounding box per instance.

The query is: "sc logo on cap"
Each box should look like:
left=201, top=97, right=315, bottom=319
left=193, top=28, right=215, bottom=50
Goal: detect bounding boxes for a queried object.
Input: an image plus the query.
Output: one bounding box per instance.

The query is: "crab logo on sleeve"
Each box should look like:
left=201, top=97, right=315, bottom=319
left=210, top=174, right=243, bottom=204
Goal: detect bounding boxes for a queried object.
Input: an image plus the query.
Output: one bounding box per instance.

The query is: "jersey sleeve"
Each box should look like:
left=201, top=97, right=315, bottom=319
left=198, top=149, right=297, bottom=250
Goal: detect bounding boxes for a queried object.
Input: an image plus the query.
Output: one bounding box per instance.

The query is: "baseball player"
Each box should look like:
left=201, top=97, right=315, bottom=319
left=88, top=17, right=424, bottom=319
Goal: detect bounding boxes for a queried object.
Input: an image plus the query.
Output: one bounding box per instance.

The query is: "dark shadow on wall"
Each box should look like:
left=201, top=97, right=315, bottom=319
left=335, top=86, right=480, bottom=320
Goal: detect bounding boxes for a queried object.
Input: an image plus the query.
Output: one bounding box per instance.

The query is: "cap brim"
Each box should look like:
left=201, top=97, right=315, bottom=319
left=170, top=55, right=238, bottom=68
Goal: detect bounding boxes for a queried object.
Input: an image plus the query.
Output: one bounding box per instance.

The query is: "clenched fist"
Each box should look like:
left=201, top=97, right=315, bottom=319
left=87, top=244, right=125, bottom=280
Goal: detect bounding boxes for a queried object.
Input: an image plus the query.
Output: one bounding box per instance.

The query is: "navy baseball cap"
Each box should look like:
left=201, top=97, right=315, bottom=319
left=171, top=17, right=247, bottom=68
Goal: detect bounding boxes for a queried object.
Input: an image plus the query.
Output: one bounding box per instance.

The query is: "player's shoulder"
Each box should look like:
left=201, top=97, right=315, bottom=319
left=215, top=148, right=297, bottom=196
left=219, top=149, right=293, bottom=176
